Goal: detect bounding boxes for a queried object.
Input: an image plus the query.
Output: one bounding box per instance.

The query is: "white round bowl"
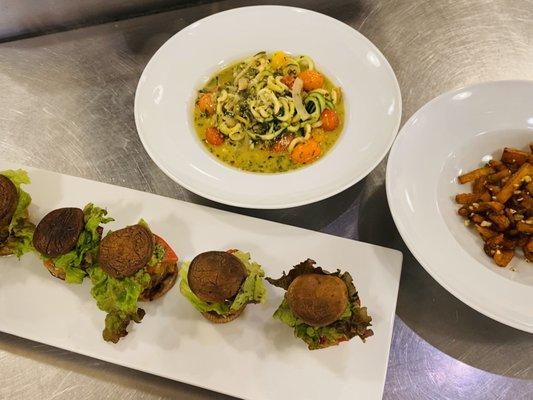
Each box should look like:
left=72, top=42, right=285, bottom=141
left=135, top=6, right=401, bottom=208
left=387, top=80, right=533, bottom=332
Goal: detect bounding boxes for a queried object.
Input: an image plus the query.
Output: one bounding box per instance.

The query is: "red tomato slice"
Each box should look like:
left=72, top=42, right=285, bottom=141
left=154, top=234, right=178, bottom=263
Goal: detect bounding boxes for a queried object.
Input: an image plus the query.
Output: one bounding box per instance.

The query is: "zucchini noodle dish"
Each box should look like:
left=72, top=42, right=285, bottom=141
left=193, top=51, right=344, bottom=173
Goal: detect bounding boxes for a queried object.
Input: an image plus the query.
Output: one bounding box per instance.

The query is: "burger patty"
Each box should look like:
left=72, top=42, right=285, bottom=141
left=188, top=251, right=247, bottom=303
left=33, top=207, right=85, bottom=257
left=140, top=260, right=178, bottom=301
left=286, top=274, right=349, bottom=327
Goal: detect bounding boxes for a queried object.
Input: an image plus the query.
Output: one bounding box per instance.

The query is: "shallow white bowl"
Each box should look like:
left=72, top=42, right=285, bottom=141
left=387, top=80, right=533, bottom=332
left=135, top=6, right=401, bottom=208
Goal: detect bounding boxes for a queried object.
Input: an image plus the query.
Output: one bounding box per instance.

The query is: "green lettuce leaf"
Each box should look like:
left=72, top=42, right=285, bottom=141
left=138, top=218, right=149, bottom=230
left=268, top=259, right=373, bottom=350
left=275, top=299, right=350, bottom=346
left=148, top=243, right=165, bottom=267
left=88, top=218, right=158, bottom=342
left=1, top=169, right=30, bottom=187
left=88, top=264, right=151, bottom=343
left=273, top=299, right=365, bottom=350
left=0, top=169, right=35, bottom=257
left=230, top=251, right=266, bottom=311
left=5, top=216, right=34, bottom=258
left=180, top=250, right=267, bottom=316
left=46, top=203, right=113, bottom=283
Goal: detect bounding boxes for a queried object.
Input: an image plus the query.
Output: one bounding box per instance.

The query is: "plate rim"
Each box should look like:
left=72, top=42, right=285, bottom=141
left=134, top=5, right=402, bottom=209
left=386, top=79, right=533, bottom=333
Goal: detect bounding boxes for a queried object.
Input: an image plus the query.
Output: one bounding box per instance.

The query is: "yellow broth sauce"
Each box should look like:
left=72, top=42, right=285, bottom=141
left=193, top=52, right=344, bottom=173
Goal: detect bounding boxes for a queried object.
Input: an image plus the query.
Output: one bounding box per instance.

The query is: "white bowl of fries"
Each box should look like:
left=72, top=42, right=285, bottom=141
left=387, top=80, right=533, bottom=332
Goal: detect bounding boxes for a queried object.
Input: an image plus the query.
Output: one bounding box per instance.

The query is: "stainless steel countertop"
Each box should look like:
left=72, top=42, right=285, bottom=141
left=1, top=1, right=532, bottom=399
left=0, top=0, right=187, bottom=41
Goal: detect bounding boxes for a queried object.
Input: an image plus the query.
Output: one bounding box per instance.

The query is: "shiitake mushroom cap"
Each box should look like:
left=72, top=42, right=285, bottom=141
left=98, top=224, right=154, bottom=278
left=33, top=208, right=85, bottom=258
left=0, top=175, right=18, bottom=228
left=188, top=251, right=247, bottom=303
left=286, top=274, right=348, bottom=327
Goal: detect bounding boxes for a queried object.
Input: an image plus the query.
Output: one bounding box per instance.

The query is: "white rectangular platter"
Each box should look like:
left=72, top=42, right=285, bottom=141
left=0, top=163, right=402, bottom=400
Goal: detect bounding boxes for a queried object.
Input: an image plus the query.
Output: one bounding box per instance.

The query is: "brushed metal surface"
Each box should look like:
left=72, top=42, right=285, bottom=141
left=0, top=0, right=532, bottom=399
left=0, top=0, right=190, bottom=41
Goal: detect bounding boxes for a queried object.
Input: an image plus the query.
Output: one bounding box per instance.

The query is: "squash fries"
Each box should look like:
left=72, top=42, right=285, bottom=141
left=456, top=145, right=533, bottom=268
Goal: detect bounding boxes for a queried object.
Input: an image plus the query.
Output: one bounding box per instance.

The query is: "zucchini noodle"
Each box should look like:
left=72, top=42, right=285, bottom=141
left=198, top=51, right=342, bottom=149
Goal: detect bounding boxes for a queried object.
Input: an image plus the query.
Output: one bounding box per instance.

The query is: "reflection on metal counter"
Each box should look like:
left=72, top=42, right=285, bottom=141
left=0, top=0, right=532, bottom=399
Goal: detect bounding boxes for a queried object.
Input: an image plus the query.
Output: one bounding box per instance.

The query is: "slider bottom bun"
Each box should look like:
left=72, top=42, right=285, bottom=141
left=43, top=260, right=66, bottom=280
left=202, top=306, right=245, bottom=324
left=0, top=245, right=13, bottom=257
left=139, top=262, right=178, bottom=302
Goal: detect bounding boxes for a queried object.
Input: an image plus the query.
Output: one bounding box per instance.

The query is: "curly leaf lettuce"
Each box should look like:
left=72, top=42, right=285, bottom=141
left=88, top=219, right=161, bottom=342
left=46, top=203, right=113, bottom=283
left=180, top=250, right=267, bottom=316
left=0, top=169, right=34, bottom=257
left=268, top=259, right=373, bottom=350
left=273, top=298, right=371, bottom=350
left=88, top=264, right=151, bottom=343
